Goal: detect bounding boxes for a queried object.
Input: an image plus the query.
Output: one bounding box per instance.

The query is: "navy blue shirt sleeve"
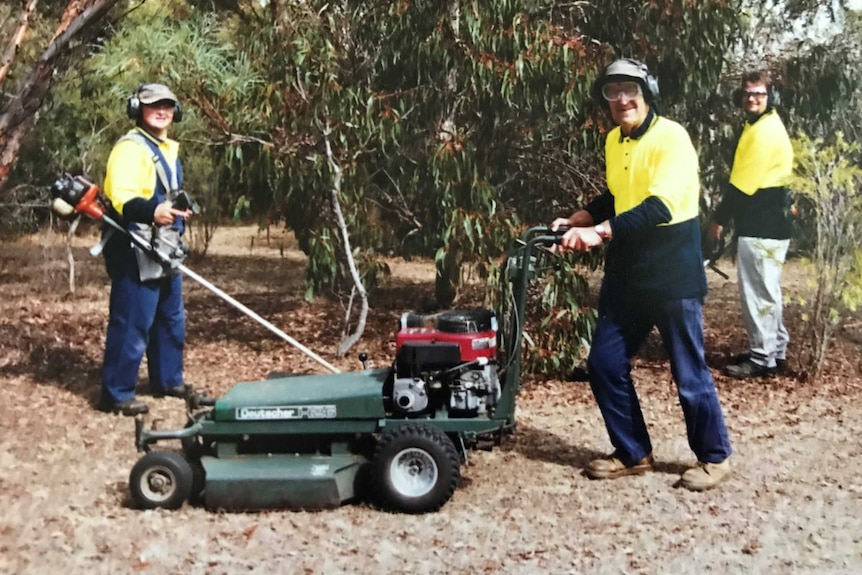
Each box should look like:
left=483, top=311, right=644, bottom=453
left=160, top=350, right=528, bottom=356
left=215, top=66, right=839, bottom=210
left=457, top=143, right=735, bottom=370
left=122, top=196, right=159, bottom=224
left=609, top=196, right=672, bottom=238
left=584, top=190, right=615, bottom=223
left=712, top=182, right=742, bottom=227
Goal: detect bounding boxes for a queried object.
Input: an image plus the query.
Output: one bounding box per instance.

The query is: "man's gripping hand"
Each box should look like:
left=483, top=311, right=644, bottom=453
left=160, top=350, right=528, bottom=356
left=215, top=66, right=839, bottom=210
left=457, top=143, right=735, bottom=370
left=559, top=226, right=603, bottom=252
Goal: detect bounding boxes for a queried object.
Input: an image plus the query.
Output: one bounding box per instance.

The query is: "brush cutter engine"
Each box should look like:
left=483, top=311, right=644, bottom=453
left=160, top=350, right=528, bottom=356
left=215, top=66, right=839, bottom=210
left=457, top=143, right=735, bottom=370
left=391, top=310, right=501, bottom=417
left=50, top=174, right=105, bottom=219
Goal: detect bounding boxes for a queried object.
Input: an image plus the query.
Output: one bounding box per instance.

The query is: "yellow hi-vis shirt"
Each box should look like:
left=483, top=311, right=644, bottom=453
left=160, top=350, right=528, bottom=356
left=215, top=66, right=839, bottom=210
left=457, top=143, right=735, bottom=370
left=104, top=128, right=180, bottom=215
left=605, top=116, right=700, bottom=224
left=729, top=108, right=793, bottom=196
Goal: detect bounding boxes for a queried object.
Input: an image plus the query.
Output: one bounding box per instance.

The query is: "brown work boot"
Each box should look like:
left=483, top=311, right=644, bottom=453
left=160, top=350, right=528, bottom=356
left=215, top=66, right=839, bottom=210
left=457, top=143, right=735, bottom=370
left=680, top=459, right=732, bottom=491
left=586, top=452, right=654, bottom=480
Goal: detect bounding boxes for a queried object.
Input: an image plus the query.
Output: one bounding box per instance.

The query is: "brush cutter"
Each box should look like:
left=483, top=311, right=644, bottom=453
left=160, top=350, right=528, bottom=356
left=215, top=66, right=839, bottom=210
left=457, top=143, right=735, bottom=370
left=49, top=174, right=339, bottom=374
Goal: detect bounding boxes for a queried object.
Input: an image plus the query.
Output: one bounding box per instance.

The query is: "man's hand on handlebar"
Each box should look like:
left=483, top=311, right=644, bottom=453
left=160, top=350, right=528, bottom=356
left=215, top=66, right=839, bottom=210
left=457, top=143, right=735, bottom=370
left=551, top=210, right=604, bottom=253
left=559, top=226, right=603, bottom=252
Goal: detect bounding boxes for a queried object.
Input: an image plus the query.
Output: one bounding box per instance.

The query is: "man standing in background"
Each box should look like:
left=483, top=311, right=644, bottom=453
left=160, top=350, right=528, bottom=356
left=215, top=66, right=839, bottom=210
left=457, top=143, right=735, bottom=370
left=711, top=71, right=794, bottom=379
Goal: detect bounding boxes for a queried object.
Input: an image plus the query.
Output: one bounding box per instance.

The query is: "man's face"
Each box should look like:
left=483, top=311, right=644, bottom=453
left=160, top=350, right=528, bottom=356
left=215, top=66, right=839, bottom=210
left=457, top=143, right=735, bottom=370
left=742, top=81, right=768, bottom=115
left=605, top=81, right=649, bottom=134
left=141, top=100, right=176, bottom=134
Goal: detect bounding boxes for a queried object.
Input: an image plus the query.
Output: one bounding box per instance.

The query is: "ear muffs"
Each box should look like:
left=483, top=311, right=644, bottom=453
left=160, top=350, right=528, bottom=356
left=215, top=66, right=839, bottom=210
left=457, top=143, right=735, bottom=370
left=126, top=84, right=144, bottom=120
left=592, top=58, right=660, bottom=110
left=732, top=85, right=780, bottom=108
left=125, top=86, right=184, bottom=123
left=768, top=86, right=780, bottom=107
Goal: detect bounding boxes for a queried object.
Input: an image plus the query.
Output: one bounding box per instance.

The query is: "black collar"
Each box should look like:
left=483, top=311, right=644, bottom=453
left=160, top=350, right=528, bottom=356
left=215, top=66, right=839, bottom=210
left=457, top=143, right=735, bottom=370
left=136, top=126, right=165, bottom=144
left=619, top=107, right=657, bottom=142
left=746, top=107, right=773, bottom=126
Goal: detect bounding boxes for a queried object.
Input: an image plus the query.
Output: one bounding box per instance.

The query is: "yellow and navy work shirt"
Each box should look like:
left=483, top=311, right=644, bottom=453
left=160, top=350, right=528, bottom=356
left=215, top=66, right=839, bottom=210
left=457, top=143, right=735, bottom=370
left=584, top=109, right=707, bottom=304
left=104, top=127, right=180, bottom=221
left=713, top=108, right=793, bottom=239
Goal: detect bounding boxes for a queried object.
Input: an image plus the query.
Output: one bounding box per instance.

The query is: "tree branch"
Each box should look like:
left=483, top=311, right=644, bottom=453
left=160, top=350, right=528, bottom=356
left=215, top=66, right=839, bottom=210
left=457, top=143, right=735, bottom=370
left=321, top=116, right=368, bottom=357
left=0, top=0, right=39, bottom=90
left=0, top=0, right=122, bottom=189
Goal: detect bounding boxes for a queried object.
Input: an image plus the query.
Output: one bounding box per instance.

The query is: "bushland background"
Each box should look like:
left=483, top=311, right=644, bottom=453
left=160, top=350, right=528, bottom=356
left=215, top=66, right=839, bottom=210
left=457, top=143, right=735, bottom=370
left=2, top=1, right=862, bottom=573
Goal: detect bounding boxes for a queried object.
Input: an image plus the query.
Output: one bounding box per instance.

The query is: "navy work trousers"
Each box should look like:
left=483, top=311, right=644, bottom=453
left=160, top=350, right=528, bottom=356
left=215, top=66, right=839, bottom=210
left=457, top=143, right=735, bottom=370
left=586, top=297, right=732, bottom=466
left=101, top=268, right=185, bottom=403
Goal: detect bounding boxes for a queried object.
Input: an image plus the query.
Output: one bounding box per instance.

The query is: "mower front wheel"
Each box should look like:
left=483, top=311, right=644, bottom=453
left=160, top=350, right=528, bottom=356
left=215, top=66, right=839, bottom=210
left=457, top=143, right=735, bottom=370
left=129, top=451, right=194, bottom=510
left=370, top=424, right=460, bottom=514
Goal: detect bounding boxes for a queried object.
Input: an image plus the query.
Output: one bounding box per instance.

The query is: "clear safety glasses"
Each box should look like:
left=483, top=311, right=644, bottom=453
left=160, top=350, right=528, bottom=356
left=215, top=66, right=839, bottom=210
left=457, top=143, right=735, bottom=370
left=601, top=81, right=642, bottom=102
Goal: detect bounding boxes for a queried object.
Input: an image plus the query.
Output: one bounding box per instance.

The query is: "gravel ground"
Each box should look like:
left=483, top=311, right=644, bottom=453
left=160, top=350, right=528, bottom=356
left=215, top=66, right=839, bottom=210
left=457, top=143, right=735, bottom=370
left=1, top=227, right=860, bottom=575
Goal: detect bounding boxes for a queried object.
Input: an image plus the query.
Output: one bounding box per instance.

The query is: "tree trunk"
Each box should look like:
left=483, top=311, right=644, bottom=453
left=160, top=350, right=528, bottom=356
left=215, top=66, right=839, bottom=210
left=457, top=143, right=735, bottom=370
left=321, top=119, right=369, bottom=357
left=0, top=0, right=39, bottom=90
left=53, top=0, right=97, bottom=41
left=0, top=0, right=120, bottom=191
left=434, top=0, right=463, bottom=308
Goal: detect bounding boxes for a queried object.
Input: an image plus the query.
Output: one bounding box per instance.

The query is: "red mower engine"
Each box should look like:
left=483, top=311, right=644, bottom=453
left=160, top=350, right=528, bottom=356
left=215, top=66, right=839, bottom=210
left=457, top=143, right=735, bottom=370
left=391, top=310, right=501, bottom=417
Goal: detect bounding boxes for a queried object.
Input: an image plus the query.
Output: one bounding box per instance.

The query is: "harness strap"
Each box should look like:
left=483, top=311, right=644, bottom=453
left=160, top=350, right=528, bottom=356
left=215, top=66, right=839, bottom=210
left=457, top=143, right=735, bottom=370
left=119, top=131, right=180, bottom=200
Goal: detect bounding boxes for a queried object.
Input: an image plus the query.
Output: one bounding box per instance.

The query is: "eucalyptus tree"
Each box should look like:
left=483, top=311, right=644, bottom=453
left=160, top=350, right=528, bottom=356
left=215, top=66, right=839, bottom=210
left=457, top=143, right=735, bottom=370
left=183, top=0, right=744, bottom=366
left=15, top=0, right=765, bottom=371
left=78, top=0, right=746, bottom=367
left=0, top=0, right=124, bottom=193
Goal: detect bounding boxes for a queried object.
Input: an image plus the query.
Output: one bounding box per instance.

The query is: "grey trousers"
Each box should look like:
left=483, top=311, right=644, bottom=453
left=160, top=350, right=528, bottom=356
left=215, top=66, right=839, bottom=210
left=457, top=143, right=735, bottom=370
left=737, top=237, right=790, bottom=368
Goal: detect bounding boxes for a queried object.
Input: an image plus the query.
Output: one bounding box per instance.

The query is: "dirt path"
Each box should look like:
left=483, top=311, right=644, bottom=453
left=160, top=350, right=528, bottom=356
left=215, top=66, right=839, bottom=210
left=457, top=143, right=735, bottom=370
left=1, top=226, right=860, bottom=575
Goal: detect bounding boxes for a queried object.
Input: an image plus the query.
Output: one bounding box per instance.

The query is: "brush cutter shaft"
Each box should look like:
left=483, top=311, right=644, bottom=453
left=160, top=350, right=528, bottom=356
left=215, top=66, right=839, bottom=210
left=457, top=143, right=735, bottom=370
left=176, top=263, right=340, bottom=374
left=101, top=214, right=341, bottom=374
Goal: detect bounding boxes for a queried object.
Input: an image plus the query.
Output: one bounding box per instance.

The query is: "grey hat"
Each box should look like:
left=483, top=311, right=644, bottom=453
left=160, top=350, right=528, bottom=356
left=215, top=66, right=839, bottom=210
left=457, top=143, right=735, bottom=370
left=136, top=83, right=178, bottom=104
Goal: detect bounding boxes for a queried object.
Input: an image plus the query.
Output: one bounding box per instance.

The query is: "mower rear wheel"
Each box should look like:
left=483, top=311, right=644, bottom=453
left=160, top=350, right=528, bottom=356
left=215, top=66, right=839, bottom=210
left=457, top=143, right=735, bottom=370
left=370, top=424, right=460, bottom=513
left=129, top=451, right=194, bottom=510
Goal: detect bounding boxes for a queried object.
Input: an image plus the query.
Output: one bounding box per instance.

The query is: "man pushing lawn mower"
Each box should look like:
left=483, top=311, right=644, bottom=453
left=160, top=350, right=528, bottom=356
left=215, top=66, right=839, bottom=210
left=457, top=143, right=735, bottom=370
left=552, top=59, right=733, bottom=491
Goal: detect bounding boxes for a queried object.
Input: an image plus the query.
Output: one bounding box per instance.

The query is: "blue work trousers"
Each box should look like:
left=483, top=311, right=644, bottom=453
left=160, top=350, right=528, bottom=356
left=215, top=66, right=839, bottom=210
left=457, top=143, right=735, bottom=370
left=101, top=269, right=185, bottom=403
left=587, top=297, right=732, bottom=466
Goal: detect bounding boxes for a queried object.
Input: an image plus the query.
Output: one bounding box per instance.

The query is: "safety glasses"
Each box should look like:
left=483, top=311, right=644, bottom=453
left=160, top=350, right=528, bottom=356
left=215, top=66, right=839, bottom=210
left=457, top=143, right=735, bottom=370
left=601, top=81, right=642, bottom=102
left=743, top=90, right=768, bottom=99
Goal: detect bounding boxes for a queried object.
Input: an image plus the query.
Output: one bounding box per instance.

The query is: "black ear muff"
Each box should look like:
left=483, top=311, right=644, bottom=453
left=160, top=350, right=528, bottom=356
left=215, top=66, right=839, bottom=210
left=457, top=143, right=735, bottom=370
left=125, top=95, right=141, bottom=120
left=641, top=70, right=660, bottom=104
left=126, top=97, right=140, bottom=120
left=172, top=102, right=183, bottom=123
left=767, top=86, right=780, bottom=108
left=732, top=88, right=743, bottom=108
left=126, top=84, right=145, bottom=120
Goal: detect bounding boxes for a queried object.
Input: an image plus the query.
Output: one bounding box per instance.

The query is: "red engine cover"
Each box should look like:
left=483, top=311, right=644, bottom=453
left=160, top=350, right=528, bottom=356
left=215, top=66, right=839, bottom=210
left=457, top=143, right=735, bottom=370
left=396, top=327, right=497, bottom=362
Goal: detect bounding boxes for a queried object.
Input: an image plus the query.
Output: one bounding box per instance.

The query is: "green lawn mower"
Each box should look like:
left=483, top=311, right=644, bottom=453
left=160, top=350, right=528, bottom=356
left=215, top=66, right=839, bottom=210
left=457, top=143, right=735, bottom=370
left=48, top=176, right=565, bottom=514
left=129, top=226, right=564, bottom=514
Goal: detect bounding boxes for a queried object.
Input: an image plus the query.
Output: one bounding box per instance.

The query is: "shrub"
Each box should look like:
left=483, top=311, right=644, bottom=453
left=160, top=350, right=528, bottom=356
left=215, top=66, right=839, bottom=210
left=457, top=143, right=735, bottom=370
left=791, top=132, right=862, bottom=379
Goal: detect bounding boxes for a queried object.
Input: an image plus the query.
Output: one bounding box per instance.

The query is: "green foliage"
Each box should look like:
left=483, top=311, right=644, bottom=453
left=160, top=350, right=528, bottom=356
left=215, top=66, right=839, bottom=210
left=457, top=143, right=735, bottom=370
left=522, top=256, right=597, bottom=376
left=14, top=0, right=862, bottom=377
left=780, top=10, right=862, bottom=138
left=790, top=132, right=862, bottom=379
